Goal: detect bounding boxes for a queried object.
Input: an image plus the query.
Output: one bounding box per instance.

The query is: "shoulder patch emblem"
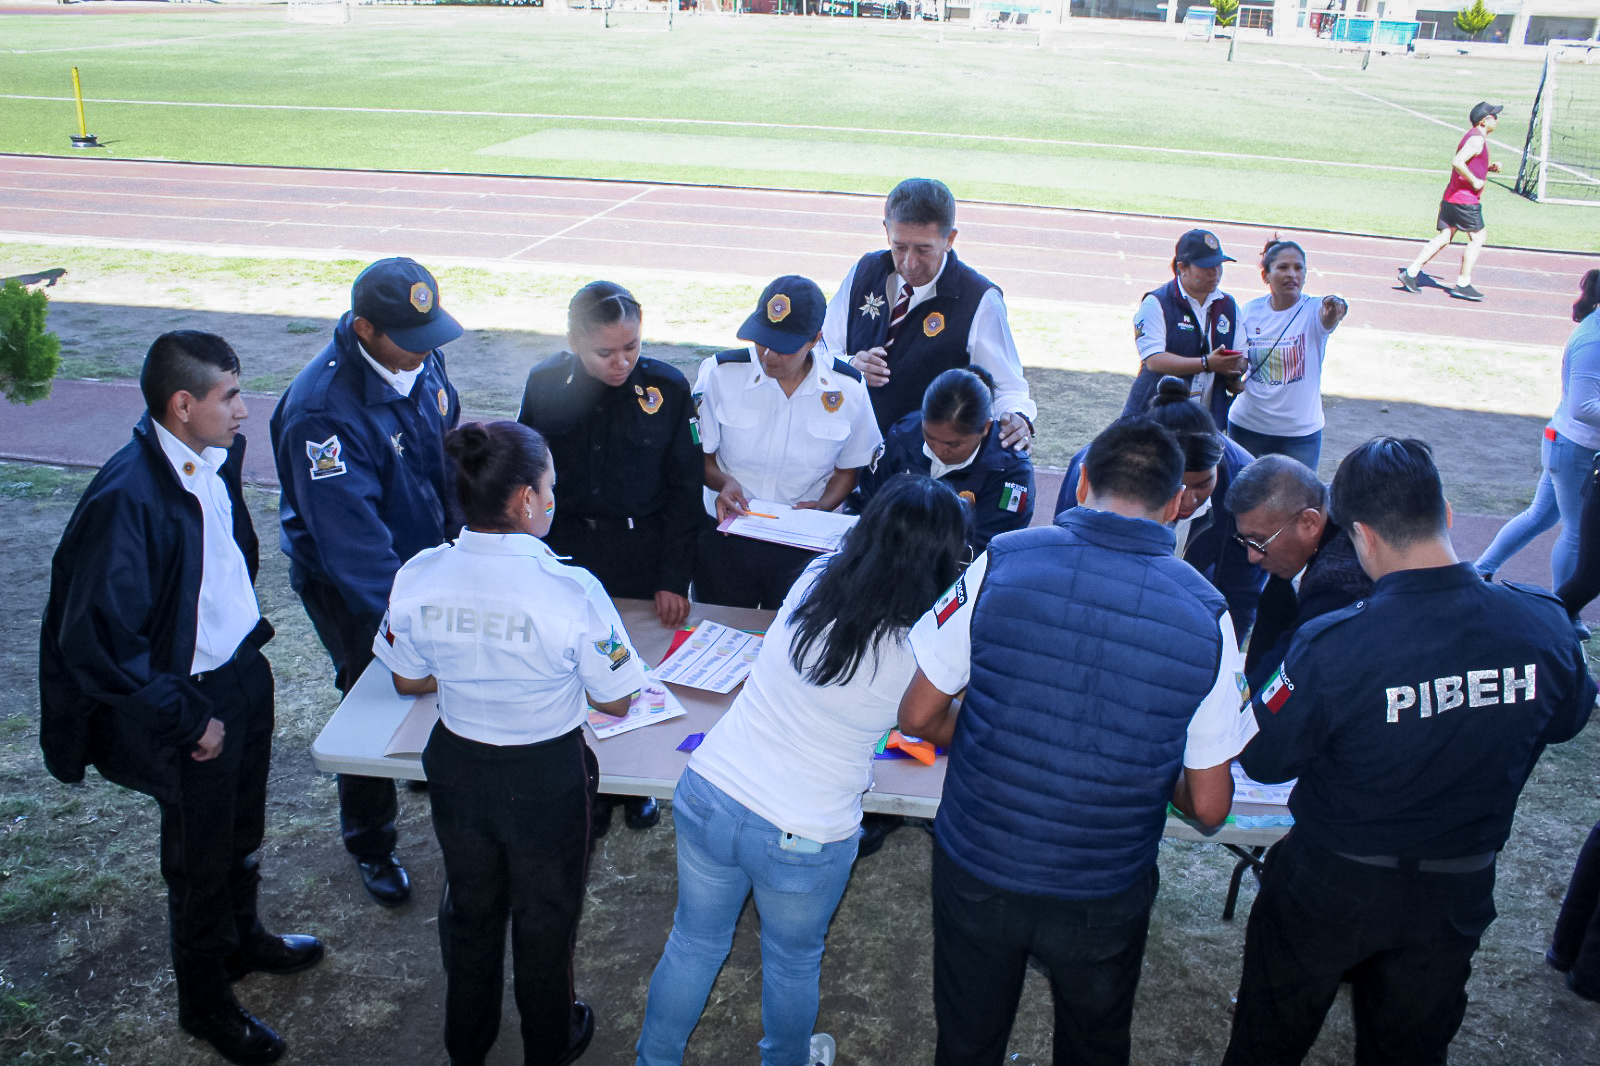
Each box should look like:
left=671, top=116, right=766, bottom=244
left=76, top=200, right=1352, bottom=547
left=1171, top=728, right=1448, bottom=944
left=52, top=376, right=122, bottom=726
left=409, top=282, right=434, bottom=314
left=436, top=387, right=449, bottom=416
left=821, top=390, right=843, bottom=413
left=858, top=292, right=885, bottom=320
left=307, top=436, right=347, bottom=480
left=923, top=312, right=946, bottom=338
left=999, top=482, right=1028, bottom=512
left=1235, top=671, right=1251, bottom=710
left=593, top=626, right=633, bottom=671
left=1260, top=665, right=1293, bottom=713
left=639, top=386, right=664, bottom=415
left=934, top=576, right=967, bottom=627
left=1133, top=318, right=1145, bottom=339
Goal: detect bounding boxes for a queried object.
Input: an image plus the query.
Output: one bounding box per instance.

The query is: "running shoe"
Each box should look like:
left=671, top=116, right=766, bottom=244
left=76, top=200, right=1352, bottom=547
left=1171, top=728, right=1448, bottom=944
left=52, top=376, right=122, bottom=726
left=1452, top=283, right=1485, bottom=301
left=809, top=1033, right=837, bottom=1066
left=1396, top=268, right=1422, bottom=293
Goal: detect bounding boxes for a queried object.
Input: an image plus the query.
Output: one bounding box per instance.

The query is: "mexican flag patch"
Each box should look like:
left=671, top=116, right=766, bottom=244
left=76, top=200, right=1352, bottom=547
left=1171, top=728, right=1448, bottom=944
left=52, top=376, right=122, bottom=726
left=933, top=577, right=967, bottom=627
left=999, top=482, right=1028, bottom=512
left=1260, top=665, right=1294, bottom=714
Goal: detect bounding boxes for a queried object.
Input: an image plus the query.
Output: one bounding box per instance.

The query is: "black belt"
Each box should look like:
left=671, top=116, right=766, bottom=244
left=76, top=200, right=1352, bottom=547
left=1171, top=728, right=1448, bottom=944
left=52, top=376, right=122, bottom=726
left=191, top=617, right=275, bottom=685
left=575, top=515, right=641, bottom=532
left=1334, top=850, right=1497, bottom=874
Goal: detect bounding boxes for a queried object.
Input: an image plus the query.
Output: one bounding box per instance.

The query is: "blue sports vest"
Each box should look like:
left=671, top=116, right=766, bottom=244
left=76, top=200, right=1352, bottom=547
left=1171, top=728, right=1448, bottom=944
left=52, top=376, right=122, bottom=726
left=938, top=508, right=1228, bottom=900
left=1122, top=278, right=1238, bottom=430
left=844, top=250, right=997, bottom=434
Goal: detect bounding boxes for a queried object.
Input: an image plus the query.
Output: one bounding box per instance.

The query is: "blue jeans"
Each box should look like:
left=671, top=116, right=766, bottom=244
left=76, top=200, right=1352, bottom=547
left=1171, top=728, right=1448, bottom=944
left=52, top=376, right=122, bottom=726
left=1227, top=423, right=1323, bottom=472
left=636, top=767, right=859, bottom=1066
left=1478, top=432, right=1597, bottom=586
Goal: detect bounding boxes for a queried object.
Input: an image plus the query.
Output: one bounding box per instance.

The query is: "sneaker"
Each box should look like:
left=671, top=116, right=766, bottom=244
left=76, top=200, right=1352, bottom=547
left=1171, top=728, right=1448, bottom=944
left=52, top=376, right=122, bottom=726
left=1451, top=283, right=1485, bottom=301
left=1396, top=268, right=1422, bottom=293
left=809, top=1033, right=837, bottom=1066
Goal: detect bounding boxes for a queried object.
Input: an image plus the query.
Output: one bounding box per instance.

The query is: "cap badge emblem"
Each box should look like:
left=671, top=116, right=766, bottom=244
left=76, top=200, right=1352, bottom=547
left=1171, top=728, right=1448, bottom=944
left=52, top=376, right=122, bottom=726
left=409, top=282, right=434, bottom=314
left=1203, top=233, right=1219, bottom=250
left=767, top=294, right=791, bottom=323
left=923, top=312, right=946, bottom=338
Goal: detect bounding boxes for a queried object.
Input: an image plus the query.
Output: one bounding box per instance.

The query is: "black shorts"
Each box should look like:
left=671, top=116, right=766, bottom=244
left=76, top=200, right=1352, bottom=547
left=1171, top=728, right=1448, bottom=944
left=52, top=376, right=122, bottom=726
left=1436, top=200, right=1484, bottom=233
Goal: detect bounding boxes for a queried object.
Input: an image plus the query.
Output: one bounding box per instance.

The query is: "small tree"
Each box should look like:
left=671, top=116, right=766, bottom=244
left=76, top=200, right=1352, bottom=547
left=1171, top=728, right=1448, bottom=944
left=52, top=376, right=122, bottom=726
left=0, top=279, right=62, bottom=405
left=1213, top=0, right=1238, bottom=27
left=1454, top=0, right=1495, bottom=40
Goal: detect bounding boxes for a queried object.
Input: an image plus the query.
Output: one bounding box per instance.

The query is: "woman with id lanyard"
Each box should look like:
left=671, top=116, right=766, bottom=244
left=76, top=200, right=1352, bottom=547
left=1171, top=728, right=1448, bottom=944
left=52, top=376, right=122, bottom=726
left=1227, top=239, right=1349, bottom=470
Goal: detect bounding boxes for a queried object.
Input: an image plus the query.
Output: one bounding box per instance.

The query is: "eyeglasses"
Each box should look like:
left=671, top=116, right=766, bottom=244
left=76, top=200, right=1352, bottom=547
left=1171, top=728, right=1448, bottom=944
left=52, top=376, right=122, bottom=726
left=1233, top=520, right=1290, bottom=556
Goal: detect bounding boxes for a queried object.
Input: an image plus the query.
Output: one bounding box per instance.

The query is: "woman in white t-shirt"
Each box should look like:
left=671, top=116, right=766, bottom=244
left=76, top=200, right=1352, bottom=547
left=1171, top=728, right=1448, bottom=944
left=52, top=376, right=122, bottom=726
left=636, top=475, right=968, bottom=1066
left=1227, top=240, right=1350, bottom=471
left=373, top=421, right=646, bottom=1066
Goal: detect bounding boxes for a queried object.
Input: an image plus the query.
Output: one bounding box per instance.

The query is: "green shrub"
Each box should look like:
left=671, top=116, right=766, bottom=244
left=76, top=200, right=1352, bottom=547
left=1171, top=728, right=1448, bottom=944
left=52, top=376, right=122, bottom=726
left=0, top=279, right=62, bottom=404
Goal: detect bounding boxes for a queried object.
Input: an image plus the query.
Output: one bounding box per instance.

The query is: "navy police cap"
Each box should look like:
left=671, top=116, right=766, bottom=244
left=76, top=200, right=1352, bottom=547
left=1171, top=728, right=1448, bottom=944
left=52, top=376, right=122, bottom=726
left=351, top=257, right=464, bottom=354
left=738, top=275, right=827, bottom=355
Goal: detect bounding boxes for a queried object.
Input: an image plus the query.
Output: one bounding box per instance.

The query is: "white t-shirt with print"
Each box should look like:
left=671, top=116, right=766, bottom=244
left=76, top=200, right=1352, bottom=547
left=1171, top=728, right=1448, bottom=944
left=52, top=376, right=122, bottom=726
left=1228, top=294, right=1332, bottom=437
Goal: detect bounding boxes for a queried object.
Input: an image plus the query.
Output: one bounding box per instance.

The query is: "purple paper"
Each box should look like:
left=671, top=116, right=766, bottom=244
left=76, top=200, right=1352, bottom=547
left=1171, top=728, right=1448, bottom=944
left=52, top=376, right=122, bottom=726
left=677, top=733, right=705, bottom=753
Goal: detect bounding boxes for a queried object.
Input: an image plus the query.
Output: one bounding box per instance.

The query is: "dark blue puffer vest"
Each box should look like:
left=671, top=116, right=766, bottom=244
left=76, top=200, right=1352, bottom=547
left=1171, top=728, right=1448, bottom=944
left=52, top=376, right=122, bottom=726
left=937, top=507, right=1227, bottom=900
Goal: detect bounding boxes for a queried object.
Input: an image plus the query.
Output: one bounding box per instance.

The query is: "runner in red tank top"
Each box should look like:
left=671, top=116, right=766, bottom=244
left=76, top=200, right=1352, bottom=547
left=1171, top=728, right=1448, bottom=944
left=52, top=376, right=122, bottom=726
left=1396, top=101, right=1503, bottom=302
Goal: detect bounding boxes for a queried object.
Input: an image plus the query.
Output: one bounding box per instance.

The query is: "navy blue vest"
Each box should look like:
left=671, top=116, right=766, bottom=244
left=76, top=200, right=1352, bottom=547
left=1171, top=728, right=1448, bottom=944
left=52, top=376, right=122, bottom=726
left=844, top=250, right=997, bottom=434
left=938, top=508, right=1228, bottom=900
left=1122, top=278, right=1238, bottom=430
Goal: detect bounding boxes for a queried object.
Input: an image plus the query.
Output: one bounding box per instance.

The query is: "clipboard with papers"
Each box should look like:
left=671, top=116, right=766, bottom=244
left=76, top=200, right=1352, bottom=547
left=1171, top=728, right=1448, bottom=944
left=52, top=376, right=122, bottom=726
left=715, top=499, right=858, bottom=553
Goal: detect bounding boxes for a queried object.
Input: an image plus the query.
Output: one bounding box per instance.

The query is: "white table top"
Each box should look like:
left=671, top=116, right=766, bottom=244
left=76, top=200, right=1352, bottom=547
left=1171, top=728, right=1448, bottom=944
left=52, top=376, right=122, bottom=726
left=310, top=598, right=1289, bottom=846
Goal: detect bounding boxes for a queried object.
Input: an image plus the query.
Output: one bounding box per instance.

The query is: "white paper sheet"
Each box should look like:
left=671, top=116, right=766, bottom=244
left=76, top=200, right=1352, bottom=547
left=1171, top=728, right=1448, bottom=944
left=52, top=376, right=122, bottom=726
left=587, top=681, right=689, bottom=739
left=717, top=499, right=857, bottom=553
left=651, top=619, right=764, bottom=694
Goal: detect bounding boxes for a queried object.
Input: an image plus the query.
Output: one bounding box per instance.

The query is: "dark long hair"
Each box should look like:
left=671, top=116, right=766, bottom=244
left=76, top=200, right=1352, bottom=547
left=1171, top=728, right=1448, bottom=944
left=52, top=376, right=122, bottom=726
left=1576, top=269, right=1600, bottom=324
left=788, top=475, right=967, bottom=687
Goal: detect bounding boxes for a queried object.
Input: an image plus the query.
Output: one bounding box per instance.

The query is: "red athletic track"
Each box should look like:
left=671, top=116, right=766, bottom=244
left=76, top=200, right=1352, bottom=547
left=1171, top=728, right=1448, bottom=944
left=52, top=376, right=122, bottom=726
left=2, top=154, right=1593, bottom=349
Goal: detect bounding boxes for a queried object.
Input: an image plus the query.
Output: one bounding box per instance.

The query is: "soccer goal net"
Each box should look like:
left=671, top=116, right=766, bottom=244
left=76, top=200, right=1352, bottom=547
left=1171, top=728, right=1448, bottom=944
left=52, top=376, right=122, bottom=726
left=287, top=0, right=354, bottom=26
left=1515, top=38, right=1600, bottom=207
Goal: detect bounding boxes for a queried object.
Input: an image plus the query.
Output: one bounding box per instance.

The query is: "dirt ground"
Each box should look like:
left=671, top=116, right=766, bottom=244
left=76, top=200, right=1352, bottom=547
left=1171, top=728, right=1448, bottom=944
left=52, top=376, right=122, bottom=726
left=2, top=254, right=1598, bottom=1065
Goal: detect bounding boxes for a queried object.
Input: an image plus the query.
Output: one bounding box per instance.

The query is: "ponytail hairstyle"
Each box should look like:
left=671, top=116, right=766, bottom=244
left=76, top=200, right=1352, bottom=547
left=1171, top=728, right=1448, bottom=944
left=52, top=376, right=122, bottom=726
left=1261, top=237, right=1306, bottom=272
left=1148, top=376, right=1225, bottom=472
left=788, top=475, right=967, bottom=687
left=921, top=367, right=994, bottom=435
left=444, top=420, right=551, bottom=530
left=567, top=280, right=642, bottom=339
left=1576, top=269, right=1600, bottom=324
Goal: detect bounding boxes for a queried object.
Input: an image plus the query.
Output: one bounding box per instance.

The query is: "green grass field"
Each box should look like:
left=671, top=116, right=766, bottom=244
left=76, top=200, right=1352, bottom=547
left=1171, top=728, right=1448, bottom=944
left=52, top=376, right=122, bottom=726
left=3, top=7, right=1595, bottom=251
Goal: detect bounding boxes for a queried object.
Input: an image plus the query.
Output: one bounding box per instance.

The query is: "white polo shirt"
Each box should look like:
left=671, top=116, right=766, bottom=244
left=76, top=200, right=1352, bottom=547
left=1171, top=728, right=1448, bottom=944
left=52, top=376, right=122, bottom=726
left=694, top=347, right=882, bottom=516
left=373, top=528, right=647, bottom=746
left=908, top=548, right=1258, bottom=770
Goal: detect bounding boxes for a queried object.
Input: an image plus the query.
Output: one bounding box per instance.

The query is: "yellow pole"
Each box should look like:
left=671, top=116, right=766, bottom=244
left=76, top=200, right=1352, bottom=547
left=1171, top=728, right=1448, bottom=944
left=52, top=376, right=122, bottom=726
left=71, top=66, right=88, bottom=138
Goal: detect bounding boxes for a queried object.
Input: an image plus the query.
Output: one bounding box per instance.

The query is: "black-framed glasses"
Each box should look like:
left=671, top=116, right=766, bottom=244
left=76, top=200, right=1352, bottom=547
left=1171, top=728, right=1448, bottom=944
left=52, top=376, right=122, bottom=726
left=1233, top=521, right=1290, bottom=556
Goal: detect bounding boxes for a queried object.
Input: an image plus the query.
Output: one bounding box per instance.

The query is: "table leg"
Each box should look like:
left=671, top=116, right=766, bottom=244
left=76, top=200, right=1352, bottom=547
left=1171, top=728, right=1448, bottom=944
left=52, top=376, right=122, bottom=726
left=1220, top=844, right=1266, bottom=921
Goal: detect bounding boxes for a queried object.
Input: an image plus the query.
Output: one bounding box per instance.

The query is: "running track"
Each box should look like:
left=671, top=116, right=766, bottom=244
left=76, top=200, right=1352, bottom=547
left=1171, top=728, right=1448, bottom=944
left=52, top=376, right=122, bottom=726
left=1, top=153, right=1593, bottom=348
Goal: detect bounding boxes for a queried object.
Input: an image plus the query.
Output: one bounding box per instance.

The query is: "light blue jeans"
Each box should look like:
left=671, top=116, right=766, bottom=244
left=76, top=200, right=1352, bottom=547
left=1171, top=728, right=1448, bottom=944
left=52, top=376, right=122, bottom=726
left=1227, top=422, right=1323, bottom=473
left=1475, top=431, right=1597, bottom=586
left=636, top=767, right=859, bottom=1066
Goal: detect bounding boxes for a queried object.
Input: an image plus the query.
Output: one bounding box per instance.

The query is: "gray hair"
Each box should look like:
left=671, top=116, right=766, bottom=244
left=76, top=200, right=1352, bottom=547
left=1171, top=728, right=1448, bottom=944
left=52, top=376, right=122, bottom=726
left=1225, top=454, right=1327, bottom=517
left=884, top=178, right=956, bottom=236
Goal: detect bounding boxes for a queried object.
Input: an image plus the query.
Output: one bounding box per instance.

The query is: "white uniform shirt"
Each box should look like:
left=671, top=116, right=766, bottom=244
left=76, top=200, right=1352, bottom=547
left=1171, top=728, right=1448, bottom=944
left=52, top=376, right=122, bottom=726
left=358, top=345, right=425, bottom=398
left=690, top=560, right=917, bottom=843
left=1133, top=286, right=1234, bottom=407
left=908, top=546, right=1258, bottom=770
left=373, top=528, right=647, bottom=746
left=153, top=421, right=260, bottom=674
left=819, top=254, right=1037, bottom=425
left=694, top=347, right=882, bottom=517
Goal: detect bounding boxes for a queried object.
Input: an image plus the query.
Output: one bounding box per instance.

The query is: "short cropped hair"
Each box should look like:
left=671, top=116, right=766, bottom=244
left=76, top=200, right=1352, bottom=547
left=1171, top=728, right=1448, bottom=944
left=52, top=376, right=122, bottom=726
left=1082, top=418, right=1185, bottom=514
left=1330, top=436, right=1448, bottom=548
left=445, top=421, right=551, bottom=530
left=1225, top=454, right=1327, bottom=517
left=884, top=178, right=956, bottom=236
left=140, top=331, right=241, bottom=417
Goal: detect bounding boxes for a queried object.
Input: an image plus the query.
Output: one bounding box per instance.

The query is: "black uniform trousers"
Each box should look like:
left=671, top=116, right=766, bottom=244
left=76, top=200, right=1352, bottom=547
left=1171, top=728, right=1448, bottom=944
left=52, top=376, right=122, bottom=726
left=421, top=722, right=597, bottom=1066
left=930, top=844, right=1158, bottom=1066
left=1222, top=830, right=1498, bottom=1066
left=295, top=569, right=398, bottom=860
left=160, top=637, right=274, bottom=1016
left=546, top=511, right=675, bottom=601
left=693, top=524, right=816, bottom=610
left=1551, top=819, right=1600, bottom=996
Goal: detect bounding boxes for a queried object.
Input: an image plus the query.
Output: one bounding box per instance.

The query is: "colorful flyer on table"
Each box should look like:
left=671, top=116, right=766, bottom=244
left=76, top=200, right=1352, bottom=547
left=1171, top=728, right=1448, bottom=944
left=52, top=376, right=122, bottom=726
left=1231, top=761, right=1295, bottom=805
left=587, top=682, right=688, bottom=740
left=651, top=619, right=763, bottom=694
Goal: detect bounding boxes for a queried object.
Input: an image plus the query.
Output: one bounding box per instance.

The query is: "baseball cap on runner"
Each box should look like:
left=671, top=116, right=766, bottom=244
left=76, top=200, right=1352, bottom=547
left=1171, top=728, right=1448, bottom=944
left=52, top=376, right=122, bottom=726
left=1174, top=229, right=1235, bottom=269
left=737, top=275, right=827, bottom=355
left=1469, top=101, right=1504, bottom=126
left=351, top=257, right=464, bottom=353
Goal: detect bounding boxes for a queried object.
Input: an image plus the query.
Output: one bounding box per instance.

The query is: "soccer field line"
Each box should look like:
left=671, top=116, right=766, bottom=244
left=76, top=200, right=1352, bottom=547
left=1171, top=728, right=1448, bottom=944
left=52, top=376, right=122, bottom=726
left=7, top=28, right=309, bottom=56
left=0, top=94, right=1437, bottom=176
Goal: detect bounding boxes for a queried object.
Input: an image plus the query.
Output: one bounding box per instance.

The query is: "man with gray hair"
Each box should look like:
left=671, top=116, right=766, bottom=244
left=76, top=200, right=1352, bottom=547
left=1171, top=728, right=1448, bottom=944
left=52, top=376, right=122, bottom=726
left=1225, top=453, right=1370, bottom=682
left=820, top=177, right=1036, bottom=449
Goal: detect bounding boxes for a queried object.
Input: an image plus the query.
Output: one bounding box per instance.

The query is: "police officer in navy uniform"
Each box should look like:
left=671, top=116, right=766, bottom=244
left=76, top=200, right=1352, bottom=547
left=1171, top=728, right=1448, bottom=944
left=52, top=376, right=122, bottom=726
left=518, top=280, right=701, bottom=833
left=271, top=257, right=463, bottom=908
left=1124, top=228, right=1248, bottom=430
left=820, top=177, right=1037, bottom=451
left=1223, top=437, right=1595, bottom=1066
left=855, top=366, right=1033, bottom=558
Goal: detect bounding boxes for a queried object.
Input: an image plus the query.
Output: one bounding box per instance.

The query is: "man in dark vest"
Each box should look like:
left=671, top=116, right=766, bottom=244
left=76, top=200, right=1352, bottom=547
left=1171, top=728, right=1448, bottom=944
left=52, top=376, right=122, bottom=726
left=1224, top=454, right=1372, bottom=685
left=820, top=177, right=1037, bottom=450
left=899, top=418, right=1259, bottom=1066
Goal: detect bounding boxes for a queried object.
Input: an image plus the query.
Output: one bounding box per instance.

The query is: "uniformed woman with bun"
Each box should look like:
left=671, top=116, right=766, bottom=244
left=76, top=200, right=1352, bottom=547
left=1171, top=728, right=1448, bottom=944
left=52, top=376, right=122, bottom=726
left=373, top=420, right=645, bottom=1066
left=518, top=281, right=702, bottom=831
left=855, top=366, right=1034, bottom=556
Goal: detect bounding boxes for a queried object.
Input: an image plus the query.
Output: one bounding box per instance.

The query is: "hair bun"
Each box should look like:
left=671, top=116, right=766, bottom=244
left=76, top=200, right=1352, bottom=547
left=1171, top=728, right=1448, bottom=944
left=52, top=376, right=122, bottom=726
left=1153, top=375, right=1191, bottom=405
left=444, top=422, right=492, bottom=465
